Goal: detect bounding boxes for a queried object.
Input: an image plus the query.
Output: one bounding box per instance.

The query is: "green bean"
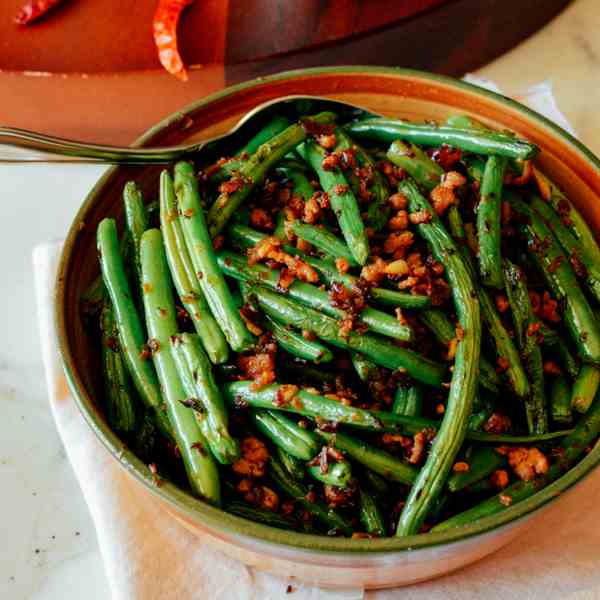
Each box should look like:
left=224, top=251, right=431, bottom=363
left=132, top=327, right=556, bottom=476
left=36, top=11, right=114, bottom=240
left=272, top=211, right=287, bottom=240
left=159, top=170, right=229, bottom=364
left=268, top=456, right=353, bottom=535
left=218, top=251, right=414, bottom=342
left=297, top=138, right=369, bottom=265
left=170, top=333, right=240, bottom=464
left=351, top=352, right=379, bottom=382
left=289, top=221, right=358, bottom=266
left=469, top=392, right=495, bottom=433
left=359, top=490, right=386, bottom=536
left=462, top=155, right=486, bottom=183
left=275, top=446, right=306, bottom=481
left=533, top=168, right=600, bottom=267
left=251, top=410, right=319, bottom=461
left=226, top=223, right=431, bottom=310
left=278, top=359, right=339, bottom=387
left=572, top=365, right=600, bottom=413
left=479, top=285, right=530, bottom=397
left=275, top=162, right=315, bottom=201
left=551, top=376, right=572, bottom=424
left=361, top=468, right=391, bottom=498
left=392, top=384, right=423, bottom=417
left=387, top=140, right=443, bottom=191
left=432, top=390, right=600, bottom=532
left=346, top=119, right=539, bottom=160
left=240, top=116, right=293, bottom=156
left=504, top=260, right=548, bottom=433
left=245, top=286, right=445, bottom=386
left=123, top=181, right=149, bottom=289
left=209, top=117, right=292, bottom=183
left=97, top=218, right=172, bottom=439
left=175, top=162, right=255, bottom=353
left=317, top=431, right=417, bottom=485
left=335, top=128, right=390, bottom=231
left=140, top=229, right=220, bottom=504
left=207, top=112, right=336, bottom=236
left=419, top=308, right=501, bottom=394
left=445, top=114, right=487, bottom=130
left=511, top=197, right=600, bottom=363
left=541, top=328, right=580, bottom=379
left=447, top=446, right=505, bottom=493
left=530, top=196, right=600, bottom=303
left=421, top=201, right=517, bottom=396
left=224, top=501, right=296, bottom=531
left=224, top=381, right=386, bottom=430
left=133, top=412, right=158, bottom=463
left=100, top=300, right=137, bottom=433
left=307, top=460, right=353, bottom=489
left=265, top=316, right=333, bottom=363
left=477, top=156, right=507, bottom=288
left=223, top=380, right=572, bottom=443
left=396, top=178, right=481, bottom=536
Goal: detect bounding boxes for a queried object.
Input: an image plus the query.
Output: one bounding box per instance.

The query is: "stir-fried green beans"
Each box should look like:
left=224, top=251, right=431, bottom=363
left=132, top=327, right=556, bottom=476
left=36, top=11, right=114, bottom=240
left=87, top=109, right=600, bottom=540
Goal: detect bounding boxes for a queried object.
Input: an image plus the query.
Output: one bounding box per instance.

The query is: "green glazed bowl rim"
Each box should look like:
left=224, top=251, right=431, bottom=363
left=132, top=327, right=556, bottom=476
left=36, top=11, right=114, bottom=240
left=56, top=65, right=600, bottom=555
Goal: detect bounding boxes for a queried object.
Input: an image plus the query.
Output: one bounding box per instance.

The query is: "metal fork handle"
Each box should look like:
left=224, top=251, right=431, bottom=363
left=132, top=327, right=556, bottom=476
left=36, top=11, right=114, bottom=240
left=0, top=126, right=201, bottom=164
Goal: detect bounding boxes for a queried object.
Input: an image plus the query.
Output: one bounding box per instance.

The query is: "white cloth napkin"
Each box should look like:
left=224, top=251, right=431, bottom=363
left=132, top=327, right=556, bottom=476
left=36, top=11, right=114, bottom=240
left=33, top=82, right=600, bottom=600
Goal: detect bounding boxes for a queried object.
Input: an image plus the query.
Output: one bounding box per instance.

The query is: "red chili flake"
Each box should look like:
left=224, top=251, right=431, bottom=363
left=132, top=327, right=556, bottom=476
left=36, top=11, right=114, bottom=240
left=543, top=360, right=562, bottom=376
left=495, top=294, right=509, bottom=313
left=106, top=336, right=120, bottom=353
left=301, top=119, right=335, bottom=137
left=491, top=469, right=509, bottom=489
left=212, top=235, right=225, bottom=250
left=527, top=322, right=542, bottom=337
left=496, top=356, right=510, bottom=373
left=190, top=441, right=207, bottom=456
left=547, top=255, right=564, bottom=273
left=499, top=494, right=513, bottom=506
left=453, top=462, right=470, bottom=473
left=431, top=145, right=462, bottom=170
left=570, top=254, right=588, bottom=278
left=139, top=344, right=151, bottom=361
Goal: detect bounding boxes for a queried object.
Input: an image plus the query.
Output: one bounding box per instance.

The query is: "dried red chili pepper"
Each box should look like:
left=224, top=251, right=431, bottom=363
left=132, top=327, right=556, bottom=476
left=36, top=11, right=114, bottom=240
left=14, top=0, right=67, bottom=25
left=153, top=0, right=196, bottom=81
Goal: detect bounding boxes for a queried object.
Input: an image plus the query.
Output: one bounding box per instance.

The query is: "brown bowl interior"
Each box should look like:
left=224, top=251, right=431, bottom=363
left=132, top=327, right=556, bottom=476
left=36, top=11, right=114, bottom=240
left=56, top=67, right=600, bottom=554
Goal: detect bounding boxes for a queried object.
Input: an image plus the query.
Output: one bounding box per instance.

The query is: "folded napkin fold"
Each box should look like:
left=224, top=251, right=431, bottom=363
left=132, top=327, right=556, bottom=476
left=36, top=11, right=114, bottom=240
left=34, top=81, right=600, bottom=600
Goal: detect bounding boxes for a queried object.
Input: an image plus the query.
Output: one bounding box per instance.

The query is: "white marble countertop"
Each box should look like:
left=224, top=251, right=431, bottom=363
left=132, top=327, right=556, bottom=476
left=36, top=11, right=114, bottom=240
left=1, top=0, right=599, bottom=597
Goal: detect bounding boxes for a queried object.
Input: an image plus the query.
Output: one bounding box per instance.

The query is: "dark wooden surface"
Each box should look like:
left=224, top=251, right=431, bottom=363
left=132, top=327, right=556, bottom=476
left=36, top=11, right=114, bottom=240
left=0, top=0, right=570, bottom=74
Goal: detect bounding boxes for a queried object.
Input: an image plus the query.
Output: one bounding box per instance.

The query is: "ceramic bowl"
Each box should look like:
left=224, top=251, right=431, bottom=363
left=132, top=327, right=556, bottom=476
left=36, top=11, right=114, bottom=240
left=55, top=66, right=600, bottom=589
